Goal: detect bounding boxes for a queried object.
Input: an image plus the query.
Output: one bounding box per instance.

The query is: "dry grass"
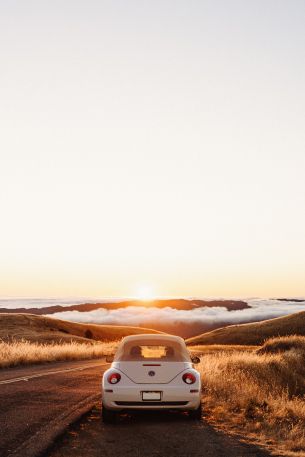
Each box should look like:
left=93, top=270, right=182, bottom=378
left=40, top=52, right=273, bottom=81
left=198, top=335, right=305, bottom=456
left=0, top=339, right=118, bottom=368
left=189, top=344, right=258, bottom=355
left=187, top=310, right=305, bottom=346
left=0, top=313, right=161, bottom=344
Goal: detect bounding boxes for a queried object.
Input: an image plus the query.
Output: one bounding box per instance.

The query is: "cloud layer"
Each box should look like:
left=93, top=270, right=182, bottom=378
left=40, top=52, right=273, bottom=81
left=48, top=299, right=305, bottom=332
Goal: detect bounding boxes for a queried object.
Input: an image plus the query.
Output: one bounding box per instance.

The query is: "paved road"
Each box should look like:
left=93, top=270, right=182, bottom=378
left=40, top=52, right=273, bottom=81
left=47, top=406, right=274, bottom=457
left=0, top=359, right=108, bottom=457
left=0, top=360, right=274, bottom=457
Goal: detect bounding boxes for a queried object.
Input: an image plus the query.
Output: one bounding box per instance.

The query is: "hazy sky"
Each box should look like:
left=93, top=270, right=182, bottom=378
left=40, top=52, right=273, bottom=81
left=1, top=0, right=305, bottom=298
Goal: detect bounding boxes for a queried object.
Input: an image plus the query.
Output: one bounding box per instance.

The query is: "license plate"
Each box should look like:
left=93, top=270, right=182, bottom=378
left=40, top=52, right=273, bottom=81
left=142, top=391, right=161, bottom=401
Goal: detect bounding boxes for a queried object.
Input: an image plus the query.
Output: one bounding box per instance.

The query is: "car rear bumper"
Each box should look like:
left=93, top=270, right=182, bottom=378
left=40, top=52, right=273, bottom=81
left=102, top=385, right=201, bottom=411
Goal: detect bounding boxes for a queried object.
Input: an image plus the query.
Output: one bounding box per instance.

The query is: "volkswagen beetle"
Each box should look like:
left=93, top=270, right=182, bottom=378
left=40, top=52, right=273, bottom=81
left=101, top=334, right=201, bottom=423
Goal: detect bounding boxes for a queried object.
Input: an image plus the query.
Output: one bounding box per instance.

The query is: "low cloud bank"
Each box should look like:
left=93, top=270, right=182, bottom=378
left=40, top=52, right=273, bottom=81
left=48, top=300, right=305, bottom=333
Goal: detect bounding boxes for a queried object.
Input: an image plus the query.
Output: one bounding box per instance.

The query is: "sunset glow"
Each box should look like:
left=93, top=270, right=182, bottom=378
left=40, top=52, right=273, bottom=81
left=134, top=285, right=156, bottom=302
left=0, top=1, right=304, bottom=298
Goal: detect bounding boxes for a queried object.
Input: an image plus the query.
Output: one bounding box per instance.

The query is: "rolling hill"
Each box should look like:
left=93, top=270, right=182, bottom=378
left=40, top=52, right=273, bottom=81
left=0, top=313, right=161, bottom=343
left=186, top=310, right=305, bottom=346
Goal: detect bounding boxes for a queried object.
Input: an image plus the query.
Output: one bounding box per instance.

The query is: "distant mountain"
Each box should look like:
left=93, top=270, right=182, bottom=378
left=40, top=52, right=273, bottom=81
left=186, top=310, right=305, bottom=346
left=0, top=298, right=249, bottom=315
left=276, top=298, right=305, bottom=302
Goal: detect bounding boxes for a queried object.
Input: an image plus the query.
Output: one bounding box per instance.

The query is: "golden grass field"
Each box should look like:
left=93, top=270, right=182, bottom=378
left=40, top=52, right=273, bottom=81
left=0, top=313, right=160, bottom=368
left=0, top=339, right=118, bottom=368
left=189, top=344, right=258, bottom=354
left=186, top=310, right=305, bottom=346
left=0, top=313, right=161, bottom=343
left=198, top=335, right=305, bottom=457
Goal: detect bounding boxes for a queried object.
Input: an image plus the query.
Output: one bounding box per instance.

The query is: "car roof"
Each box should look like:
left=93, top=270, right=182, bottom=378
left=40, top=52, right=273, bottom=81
left=121, top=334, right=185, bottom=344
left=115, top=334, right=190, bottom=361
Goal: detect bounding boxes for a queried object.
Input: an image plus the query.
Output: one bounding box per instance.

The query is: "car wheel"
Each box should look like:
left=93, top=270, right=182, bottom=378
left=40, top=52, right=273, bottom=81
left=188, top=403, right=202, bottom=420
left=102, top=405, right=117, bottom=424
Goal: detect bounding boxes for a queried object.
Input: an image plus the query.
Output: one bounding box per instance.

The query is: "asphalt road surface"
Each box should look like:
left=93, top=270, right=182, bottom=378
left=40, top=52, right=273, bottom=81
left=47, top=406, right=274, bottom=457
left=0, top=359, right=108, bottom=457
left=0, top=360, right=274, bottom=457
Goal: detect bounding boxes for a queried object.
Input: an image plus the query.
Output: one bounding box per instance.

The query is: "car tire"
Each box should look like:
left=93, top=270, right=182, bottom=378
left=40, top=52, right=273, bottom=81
left=102, top=405, right=117, bottom=424
left=188, top=403, right=202, bottom=420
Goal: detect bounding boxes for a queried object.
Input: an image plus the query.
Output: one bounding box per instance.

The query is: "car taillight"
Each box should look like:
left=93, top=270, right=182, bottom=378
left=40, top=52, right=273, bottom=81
left=182, top=372, right=196, bottom=384
left=107, top=372, right=121, bottom=384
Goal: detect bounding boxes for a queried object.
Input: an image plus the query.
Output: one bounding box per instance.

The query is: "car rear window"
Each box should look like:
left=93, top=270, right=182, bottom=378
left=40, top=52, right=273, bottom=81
left=114, top=340, right=191, bottom=362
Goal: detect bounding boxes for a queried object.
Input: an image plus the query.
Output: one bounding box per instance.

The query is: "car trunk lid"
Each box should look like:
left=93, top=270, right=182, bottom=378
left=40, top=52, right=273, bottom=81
left=117, top=361, right=189, bottom=384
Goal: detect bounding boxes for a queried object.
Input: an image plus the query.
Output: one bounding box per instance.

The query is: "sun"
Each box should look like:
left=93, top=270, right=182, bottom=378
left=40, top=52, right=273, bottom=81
left=135, top=284, right=156, bottom=301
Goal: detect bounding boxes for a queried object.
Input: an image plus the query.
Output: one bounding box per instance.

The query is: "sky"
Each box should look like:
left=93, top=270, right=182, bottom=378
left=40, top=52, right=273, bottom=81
left=0, top=0, right=305, bottom=298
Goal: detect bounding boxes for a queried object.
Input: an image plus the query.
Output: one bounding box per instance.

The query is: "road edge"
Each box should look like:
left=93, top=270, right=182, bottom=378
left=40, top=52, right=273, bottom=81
left=7, top=393, right=100, bottom=457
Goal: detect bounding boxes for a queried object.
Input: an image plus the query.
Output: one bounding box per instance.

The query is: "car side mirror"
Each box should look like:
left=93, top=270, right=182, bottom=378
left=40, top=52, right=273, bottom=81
left=106, top=355, right=114, bottom=363
left=191, top=356, right=200, bottom=364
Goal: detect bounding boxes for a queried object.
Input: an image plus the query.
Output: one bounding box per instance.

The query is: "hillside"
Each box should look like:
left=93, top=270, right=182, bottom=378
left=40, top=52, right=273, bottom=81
left=0, top=313, right=161, bottom=343
left=186, top=310, right=305, bottom=346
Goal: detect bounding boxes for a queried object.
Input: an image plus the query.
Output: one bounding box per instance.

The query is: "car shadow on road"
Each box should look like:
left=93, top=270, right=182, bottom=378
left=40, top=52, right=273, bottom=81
left=117, top=408, right=197, bottom=423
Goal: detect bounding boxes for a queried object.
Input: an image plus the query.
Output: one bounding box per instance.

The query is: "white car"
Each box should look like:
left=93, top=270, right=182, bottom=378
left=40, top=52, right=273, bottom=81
left=101, top=334, right=201, bottom=423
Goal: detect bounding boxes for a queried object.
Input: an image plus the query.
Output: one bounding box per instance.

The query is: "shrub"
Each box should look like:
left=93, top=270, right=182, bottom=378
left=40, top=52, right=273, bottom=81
left=257, top=335, right=305, bottom=355
left=85, top=329, right=94, bottom=339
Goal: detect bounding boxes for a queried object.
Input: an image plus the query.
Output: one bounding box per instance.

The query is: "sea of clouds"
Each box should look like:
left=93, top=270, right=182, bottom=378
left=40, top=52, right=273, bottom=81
left=46, top=299, right=305, bottom=328
left=1, top=297, right=304, bottom=332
